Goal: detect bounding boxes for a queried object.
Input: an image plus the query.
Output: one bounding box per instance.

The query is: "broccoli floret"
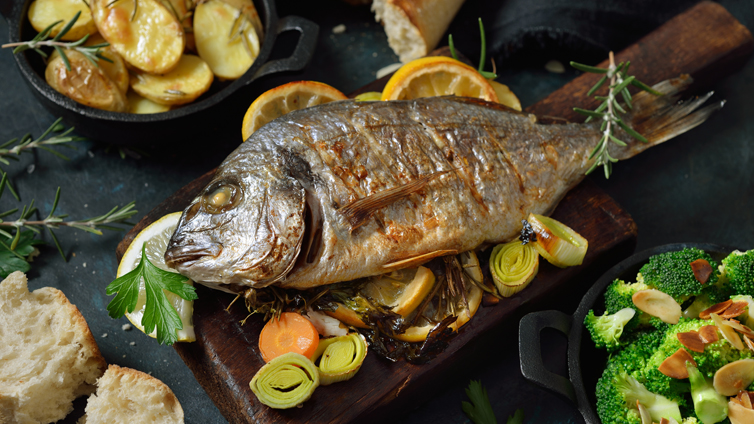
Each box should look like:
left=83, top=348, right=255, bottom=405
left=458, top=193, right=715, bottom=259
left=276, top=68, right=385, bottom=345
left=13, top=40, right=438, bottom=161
left=605, top=279, right=651, bottom=313
left=584, top=308, right=636, bottom=351
left=687, top=363, right=728, bottom=424
left=639, top=248, right=720, bottom=303
left=617, top=372, right=683, bottom=423
left=721, top=250, right=754, bottom=296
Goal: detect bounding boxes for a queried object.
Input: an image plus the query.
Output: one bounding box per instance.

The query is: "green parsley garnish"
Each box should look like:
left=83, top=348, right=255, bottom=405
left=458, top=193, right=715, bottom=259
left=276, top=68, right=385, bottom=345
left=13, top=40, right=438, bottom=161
left=462, top=380, right=498, bottom=424
left=106, top=243, right=197, bottom=345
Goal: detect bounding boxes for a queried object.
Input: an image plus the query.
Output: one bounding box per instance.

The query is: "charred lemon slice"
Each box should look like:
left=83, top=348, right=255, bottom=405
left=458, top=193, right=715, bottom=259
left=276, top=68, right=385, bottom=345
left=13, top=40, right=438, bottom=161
left=241, top=81, right=348, bottom=141
left=527, top=213, right=588, bottom=268
left=381, top=56, right=499, bottom=102
left=116, top=212, right=195, bottom=342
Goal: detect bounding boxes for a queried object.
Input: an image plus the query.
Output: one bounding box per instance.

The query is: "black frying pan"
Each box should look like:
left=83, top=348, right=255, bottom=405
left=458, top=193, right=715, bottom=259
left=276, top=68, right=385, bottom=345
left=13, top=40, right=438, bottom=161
left=1, top=0, right=318, bottom=146
left=519, top=242, right=737, bottom=423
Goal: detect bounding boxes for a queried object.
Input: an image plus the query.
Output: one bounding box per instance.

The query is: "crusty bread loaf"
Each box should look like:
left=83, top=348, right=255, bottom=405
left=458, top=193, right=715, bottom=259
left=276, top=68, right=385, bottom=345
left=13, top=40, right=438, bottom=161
left=0, top=271, right=107, bottom=424
left=78, top=364, right=184, bottom=424
left=372, top=0, right=466, bottom=62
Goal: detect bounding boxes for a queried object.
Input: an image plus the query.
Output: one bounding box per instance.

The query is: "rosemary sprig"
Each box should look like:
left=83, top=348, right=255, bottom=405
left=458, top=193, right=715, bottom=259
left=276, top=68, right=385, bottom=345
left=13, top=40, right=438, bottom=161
left=449, top=18, right=497, bottom=79
left=1, top=11, right=112, bottom=70
left=0, top=187, right=137, bottom=260
left=0, top=118, right=82, bottom=201
left=571, top=52, right=662, bottom=178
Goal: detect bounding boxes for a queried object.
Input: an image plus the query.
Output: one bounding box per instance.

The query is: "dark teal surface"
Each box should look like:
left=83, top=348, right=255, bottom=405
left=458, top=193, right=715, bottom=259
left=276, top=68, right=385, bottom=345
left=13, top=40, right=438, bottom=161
left=1, top=1, right=752, bottom=423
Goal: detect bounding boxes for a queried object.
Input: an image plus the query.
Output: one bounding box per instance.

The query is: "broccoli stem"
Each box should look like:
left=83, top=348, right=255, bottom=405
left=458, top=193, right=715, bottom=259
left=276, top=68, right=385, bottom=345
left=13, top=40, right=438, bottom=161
left=687, top=363, right=728, bottom=424
left=615, top=372, right=683, bottom=423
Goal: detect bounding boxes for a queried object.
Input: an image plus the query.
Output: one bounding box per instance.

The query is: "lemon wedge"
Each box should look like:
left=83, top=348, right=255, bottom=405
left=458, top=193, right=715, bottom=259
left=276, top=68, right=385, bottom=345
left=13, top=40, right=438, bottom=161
left=381, top=56, right=499, bottom=102
left=241, top=81, right=348, bottom=141
left=117, top=212, right=195, bottom=342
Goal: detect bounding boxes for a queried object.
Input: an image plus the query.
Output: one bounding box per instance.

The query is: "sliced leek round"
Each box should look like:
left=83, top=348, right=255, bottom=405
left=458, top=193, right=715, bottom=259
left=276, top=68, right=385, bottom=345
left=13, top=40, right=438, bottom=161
left=249, top=352, right=319, bottom=409
left=312, top=333, right=367, bottom=385
left=527, top=213, right=588, bottom=268
left=489, top=240, right=539, bottom=297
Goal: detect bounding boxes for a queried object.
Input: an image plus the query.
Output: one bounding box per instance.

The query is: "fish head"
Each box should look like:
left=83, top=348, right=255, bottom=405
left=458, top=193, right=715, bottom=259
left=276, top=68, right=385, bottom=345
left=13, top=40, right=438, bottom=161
left=164, top=171, right=306, bottom=289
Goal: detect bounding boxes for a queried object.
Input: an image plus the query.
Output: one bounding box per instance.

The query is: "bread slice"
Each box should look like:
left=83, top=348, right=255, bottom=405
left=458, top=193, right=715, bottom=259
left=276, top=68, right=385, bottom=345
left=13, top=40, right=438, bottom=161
left=0, top=271, right=107, bottom=424
left=372, top=0, right=466, bottom=62
left=78, top=364, right=184, bottom=424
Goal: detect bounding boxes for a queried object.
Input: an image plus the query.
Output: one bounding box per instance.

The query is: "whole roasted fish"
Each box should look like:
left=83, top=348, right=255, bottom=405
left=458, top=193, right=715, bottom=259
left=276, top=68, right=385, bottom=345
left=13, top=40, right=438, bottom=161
left=164, top=77, right=718, bottom=292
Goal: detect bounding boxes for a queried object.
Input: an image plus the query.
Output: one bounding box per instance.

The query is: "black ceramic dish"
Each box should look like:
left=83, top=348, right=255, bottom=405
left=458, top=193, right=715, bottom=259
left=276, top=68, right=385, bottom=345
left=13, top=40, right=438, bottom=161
left=0, top=0, right=318, bottom=146
left=519, top=243, right=738, bottom=423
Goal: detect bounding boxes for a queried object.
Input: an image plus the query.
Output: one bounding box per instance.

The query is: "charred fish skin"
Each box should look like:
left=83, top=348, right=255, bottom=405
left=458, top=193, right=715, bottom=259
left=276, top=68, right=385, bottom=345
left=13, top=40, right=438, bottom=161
left=166, top=82, right=719, bottom=291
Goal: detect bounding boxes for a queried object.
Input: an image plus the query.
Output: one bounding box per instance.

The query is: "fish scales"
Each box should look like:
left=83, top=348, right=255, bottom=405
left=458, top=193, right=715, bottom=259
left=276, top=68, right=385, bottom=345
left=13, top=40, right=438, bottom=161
left=166, top=82, right=718, bottom=291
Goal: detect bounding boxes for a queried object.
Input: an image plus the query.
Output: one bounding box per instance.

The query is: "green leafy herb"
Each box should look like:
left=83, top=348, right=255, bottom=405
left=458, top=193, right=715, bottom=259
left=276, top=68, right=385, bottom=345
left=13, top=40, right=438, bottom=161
left=448, top=18, right=497, bottom=79
left=462, top=380, right=498, bottom=424
left=571, top=52, right=662, bottom=178
left=0, top=230, right=44, bottom=278
left=1, top=11, right=112, bottom=70
left=106, top=243, right=198, bottom=345
left=506, top=409, right=525, bottom=424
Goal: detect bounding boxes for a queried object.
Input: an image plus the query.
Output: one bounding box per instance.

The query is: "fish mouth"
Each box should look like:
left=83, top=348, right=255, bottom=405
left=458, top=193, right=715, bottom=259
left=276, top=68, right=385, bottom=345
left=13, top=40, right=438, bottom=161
left=164, top=243, right=222, bottom=269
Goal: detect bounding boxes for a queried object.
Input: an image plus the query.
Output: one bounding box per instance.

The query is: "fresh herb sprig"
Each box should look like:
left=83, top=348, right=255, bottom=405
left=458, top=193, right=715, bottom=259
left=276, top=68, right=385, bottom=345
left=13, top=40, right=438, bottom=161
left=571, top=52, right=662, bottom=178
left=0, top=187, right=137, bottom=260
left=462, top=380, right=525, bottom=424
left=449, top=18, right=497, bottom=79
left=106, top=244, right=198, bottom=345
left=1, top=11, right=112, bottom=70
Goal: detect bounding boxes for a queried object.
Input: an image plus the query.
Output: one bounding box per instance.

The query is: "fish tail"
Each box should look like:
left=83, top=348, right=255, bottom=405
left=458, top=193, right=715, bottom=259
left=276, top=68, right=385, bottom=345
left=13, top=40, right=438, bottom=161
left=611, top=75, right=724, bottom=160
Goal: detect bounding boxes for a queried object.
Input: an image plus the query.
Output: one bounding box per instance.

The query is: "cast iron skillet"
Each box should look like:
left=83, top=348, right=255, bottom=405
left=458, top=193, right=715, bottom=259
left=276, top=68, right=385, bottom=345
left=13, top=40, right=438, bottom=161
left=0, top=0, right=318, bottom=146
left=519, top=242, right=737, bottom=423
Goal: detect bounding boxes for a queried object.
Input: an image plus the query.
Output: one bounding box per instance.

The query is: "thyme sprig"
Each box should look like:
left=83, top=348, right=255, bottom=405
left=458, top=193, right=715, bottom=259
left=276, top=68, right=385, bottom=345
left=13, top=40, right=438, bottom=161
left=1, top=11, right=112, bottom=70
left=449, top=18, right=497, bottom=79
left=0, top=187, right=137, bottom=260
left=571, top=52, right=662, bottom=178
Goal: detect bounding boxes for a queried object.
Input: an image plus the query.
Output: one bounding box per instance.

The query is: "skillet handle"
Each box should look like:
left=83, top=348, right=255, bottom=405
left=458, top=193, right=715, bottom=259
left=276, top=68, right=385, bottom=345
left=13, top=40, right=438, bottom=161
left=250, top=15, right=319, bottom=82
left=518, top=310, right=577, bottom=403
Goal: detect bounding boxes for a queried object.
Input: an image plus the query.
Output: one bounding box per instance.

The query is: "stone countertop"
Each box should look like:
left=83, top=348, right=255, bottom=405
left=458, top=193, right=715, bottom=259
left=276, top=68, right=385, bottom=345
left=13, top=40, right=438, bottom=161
left=1, top=0, right=752, bottom=423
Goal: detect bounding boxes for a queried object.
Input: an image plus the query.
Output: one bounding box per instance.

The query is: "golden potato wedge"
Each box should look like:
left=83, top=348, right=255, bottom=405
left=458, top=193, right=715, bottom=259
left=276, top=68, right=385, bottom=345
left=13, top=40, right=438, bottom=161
left=158, top=0, right=196, bottom=51
left=85, top=34, right=129, bottom=95
left=127, top=90, right=171, bottom=114
left=130, top=54, right=213, bottom=105
left=219, top=0, right=264, bottom=41
left=28, top=0, right=98, bottom=41
left=194, top=0, right=260, bottom=80
left=46, top=49, right=128, bottom=112
left=91, top=0, right=184, bottom=74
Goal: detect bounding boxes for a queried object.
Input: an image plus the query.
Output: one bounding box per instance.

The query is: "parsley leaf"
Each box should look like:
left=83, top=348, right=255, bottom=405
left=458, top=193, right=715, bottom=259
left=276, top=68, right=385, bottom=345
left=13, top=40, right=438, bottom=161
left=106, top=243, right=197, bottom=345
left=0, top=230, right=45, bottom=278
left=462, top=380, right=498, bottom=424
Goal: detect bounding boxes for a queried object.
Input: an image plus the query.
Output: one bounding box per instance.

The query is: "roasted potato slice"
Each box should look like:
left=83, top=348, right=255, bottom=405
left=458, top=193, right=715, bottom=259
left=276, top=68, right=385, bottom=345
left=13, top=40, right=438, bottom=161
left=28, top=0, right=98, bottom=41
left=158, top=0, right=196, bottom=51
left=45, top=49, right=128, bottom=112
left=127, top=90, right=171, bottom=114
left=130, top=54, right=213, bottom=105
left=91, top=0, right=184, bottom=74
left=85, top=34, right=129, bottom=95
left=194, top=0, right=260, bottom=80
left=219, top=0, right=264, bottom=41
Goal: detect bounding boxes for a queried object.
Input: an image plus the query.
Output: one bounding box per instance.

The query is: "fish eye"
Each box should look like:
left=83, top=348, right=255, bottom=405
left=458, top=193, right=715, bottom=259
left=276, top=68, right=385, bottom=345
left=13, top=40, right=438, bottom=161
left=202, top=182, right=242, bottom=214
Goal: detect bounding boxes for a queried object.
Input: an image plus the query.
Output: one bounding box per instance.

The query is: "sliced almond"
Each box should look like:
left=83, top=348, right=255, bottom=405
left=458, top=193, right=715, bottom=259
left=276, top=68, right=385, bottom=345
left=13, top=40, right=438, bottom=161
left=741, top=391, right=754, bottom=409
left=637, top=400, right=652, bottom=424
left=699, top=325, right=720, bottom=344
left=690, top=258, right=713, bottom=284
left=726, top=320, right=754, bottom=339
left=632, top=289, right=682, bottom=324
left=722, top=301, right=750, bottom=319
left=677, top=331, right=706, bottom=353
left=712, top=313, right=745, bottom=350
left=713, top=359, right=754, bottom=396
left=746, top=336, right=754, bottom=352
left=659, top=418, right=670, bottom=424
left=658, top=348, right=697, bottom=379
left=729, top=399, right=754, bottom=424
left=700, top=299, right=733, bottom=319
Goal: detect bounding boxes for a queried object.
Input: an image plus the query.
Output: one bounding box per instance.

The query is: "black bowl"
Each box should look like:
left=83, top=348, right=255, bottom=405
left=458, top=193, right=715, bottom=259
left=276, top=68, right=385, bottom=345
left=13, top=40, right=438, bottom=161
left=519, top=242, right=739, bottom=423
left=1, top=0, right=318, bottom=146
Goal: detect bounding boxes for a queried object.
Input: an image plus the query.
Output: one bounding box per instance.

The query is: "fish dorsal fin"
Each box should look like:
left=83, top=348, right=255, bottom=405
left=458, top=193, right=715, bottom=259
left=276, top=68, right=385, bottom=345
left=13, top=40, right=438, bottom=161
left=382, top=250, right=458, bottom=271
left=338, top=170, right=450, bottom=232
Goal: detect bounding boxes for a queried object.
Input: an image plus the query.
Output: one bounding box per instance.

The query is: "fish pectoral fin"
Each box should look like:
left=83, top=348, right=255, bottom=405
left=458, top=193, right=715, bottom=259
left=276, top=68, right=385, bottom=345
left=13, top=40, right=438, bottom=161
left=338, top=170, right=450, bottom=232
left=382, top=249, right=458, bottom=270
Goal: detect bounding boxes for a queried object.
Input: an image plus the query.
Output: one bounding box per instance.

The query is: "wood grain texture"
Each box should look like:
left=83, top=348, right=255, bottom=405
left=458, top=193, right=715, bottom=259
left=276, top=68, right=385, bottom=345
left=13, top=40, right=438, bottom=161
left=114, top=2, right=752, bottom=422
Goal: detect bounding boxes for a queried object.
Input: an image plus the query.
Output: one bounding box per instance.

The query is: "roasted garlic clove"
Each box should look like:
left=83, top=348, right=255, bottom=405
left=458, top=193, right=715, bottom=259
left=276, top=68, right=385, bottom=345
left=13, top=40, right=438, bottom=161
left=632, top=289, right=682, bottom=324
left=713, top=359, right=754, bottom=396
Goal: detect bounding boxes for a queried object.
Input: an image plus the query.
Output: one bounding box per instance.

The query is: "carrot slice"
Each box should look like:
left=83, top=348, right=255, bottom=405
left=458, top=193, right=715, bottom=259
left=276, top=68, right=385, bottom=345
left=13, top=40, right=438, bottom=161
left=259, top=312, right=320, bottom=363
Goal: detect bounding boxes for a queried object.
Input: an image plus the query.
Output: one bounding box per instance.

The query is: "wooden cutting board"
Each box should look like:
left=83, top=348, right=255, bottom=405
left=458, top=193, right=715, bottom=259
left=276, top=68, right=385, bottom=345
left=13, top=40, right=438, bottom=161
left=115, top=2, right=752, bottom=423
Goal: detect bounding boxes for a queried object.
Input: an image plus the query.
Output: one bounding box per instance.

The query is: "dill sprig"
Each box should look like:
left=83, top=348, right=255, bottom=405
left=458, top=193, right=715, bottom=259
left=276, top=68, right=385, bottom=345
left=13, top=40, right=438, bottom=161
left=449, top=18, right=497, bottom=79
left=0, top=187, right=137, bottom=260
left=1, top=11, right=112, bottom=70
left=571, top=52, right=662, bottom=178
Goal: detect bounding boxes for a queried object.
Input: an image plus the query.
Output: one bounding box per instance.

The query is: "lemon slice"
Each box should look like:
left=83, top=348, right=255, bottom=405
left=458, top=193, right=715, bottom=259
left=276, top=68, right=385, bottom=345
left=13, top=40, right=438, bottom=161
left=490, top=80, right=522, bottom=111
left=381, top=56, right=499, bottom=102
left=241, top=81, right=348, bottom=141
left=117, top=212, right=195, bottom=342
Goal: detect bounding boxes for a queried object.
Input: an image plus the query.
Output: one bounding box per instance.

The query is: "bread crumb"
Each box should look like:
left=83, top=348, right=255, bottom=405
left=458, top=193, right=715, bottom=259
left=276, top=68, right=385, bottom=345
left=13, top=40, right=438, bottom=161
left=83, top=262, right=87, bottom=268
left=122, top=323, right=132, bottom=331
left=129, top=342, right=136, bottom=346
left=332, top=24, right=346, bottom=34
left=102, top=333, right=108, bottom=338
left=545, top=60, right=566, bottom=74
left=376, top=62, right=402, bottom=79
left=122, top=355, right=126, bottom=358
